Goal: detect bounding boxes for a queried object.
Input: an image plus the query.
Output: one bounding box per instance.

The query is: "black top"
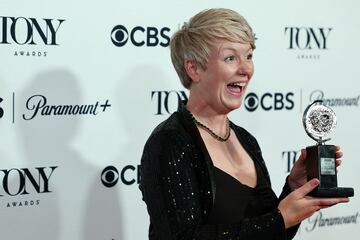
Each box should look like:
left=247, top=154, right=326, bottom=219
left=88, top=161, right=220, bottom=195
left=139, top=101, right=299, bottom=240
left=206, top=162, right=278, bottom=224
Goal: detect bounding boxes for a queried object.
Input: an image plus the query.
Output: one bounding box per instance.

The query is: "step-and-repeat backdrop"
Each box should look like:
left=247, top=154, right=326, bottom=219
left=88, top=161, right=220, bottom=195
left=1, top=0, right=359, bottom=239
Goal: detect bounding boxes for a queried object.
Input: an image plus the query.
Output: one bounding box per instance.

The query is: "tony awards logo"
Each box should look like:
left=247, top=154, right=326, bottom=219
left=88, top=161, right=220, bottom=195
left=303, top=100, right=354, bottom=197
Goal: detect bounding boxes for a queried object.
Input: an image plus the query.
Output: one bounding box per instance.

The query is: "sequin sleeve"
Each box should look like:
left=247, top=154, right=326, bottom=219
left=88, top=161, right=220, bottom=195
left=140, top=128, right=291, bottom=240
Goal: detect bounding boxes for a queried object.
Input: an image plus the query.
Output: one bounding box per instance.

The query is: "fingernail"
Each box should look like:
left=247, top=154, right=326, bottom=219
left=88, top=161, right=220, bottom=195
left=311, top=178, right=320, bottom=186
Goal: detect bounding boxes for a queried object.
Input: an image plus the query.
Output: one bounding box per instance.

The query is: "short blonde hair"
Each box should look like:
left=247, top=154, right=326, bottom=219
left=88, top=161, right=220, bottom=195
left=170, top=8, right=256, bottom=89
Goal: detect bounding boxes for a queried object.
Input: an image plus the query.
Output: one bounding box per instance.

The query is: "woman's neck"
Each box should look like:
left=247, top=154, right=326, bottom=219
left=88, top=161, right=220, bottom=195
left=186, top=94, right=229, bottom=136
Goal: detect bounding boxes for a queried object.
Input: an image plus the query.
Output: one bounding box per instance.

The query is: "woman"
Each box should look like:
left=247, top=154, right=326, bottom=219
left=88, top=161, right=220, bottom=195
left=139, top=8, right=349, bottom=240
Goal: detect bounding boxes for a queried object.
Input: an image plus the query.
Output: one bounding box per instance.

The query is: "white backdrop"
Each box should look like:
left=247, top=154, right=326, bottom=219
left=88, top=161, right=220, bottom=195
left=0, top=0, right=359, bottom=239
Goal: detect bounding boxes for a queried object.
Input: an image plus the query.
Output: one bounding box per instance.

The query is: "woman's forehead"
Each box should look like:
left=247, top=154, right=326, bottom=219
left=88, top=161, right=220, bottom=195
left=210, top=40, right=252, bottom=55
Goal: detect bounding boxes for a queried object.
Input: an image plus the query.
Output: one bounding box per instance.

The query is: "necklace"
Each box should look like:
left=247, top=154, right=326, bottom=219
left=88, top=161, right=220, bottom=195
left=189, top=112, right=231, bottom=142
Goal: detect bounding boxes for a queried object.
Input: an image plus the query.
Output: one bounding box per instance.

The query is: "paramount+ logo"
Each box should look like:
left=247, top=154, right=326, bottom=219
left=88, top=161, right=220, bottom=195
left=0, top=93, right=112, bottom=123
left=111, top=25, right=170, bottom=47
left=244, top=92, right=295, bottom=112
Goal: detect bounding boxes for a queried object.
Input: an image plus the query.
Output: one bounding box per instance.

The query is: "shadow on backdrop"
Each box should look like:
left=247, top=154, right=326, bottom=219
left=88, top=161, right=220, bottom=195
left=113, top=65, right=172, bottom=239
left=2, top=68, right=110, bottom=240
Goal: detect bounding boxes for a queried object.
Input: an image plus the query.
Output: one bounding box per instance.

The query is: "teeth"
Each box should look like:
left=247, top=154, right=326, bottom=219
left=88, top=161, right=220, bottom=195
left=229, top=82, right=246, bottom=87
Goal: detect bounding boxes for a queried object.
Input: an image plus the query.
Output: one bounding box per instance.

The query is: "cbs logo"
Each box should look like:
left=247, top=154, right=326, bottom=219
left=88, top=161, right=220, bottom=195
left=111, top=25, right=170, bottom=47
left=244, top=92, right=295, bottom=112
left=101, top=165, right=140, bottom=187
left=101, top=166, right=119, bottom=187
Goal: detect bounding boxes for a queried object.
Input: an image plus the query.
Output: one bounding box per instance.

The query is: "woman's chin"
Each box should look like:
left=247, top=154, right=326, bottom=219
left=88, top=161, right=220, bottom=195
left=222, top=91, right=245, bottom=110
left=222, top=100, right=243, bottom=112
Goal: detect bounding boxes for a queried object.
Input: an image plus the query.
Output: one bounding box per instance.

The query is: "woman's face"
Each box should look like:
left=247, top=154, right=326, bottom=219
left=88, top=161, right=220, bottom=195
left=196, top=39, right=254, bottom=113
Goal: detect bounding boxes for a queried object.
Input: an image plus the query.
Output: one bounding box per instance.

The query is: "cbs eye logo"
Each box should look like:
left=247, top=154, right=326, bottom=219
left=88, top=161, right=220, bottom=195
left=111, top=25, right=129, bottom=47
left=244, top=93, right=259, bottom=112
left=101, top=166, right=119, bottom=188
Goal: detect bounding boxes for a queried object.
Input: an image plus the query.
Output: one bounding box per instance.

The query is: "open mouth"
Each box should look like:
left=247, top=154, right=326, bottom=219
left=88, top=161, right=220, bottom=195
left=227, top=82, right=246, bottom=94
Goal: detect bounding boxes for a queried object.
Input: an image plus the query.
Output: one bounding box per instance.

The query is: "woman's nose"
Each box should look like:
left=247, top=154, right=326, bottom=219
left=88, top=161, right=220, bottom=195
left=237, top=58, right=253, bottom=76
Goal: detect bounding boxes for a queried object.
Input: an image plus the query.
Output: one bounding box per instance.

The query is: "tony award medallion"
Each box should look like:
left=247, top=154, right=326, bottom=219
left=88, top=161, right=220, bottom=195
left=303, top=100, right=354, bottom=197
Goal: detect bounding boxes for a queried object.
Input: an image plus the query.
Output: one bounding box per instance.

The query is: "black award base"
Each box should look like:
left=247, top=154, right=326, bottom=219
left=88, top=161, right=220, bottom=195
left=306, top=145, right=354, bottom=198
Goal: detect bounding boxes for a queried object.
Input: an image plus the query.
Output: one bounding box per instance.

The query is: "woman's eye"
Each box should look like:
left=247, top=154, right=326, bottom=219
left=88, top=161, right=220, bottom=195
left=247, top=53, right=253, bottom=60
left=225, top=56, right=235, bottom=62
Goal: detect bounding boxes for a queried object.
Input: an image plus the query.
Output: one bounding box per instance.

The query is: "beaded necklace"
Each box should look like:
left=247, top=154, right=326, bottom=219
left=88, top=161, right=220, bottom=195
left=189, top=112, right=231, bottom=142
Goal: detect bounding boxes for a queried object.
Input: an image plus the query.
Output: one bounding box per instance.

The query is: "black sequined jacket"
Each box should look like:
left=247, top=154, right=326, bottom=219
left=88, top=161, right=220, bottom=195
left=139, top=102, right=299, bottom=240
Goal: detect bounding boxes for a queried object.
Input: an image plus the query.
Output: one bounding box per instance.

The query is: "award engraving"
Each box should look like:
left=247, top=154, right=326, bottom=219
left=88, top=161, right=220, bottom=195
left=303, top=100, right=354, bottom=197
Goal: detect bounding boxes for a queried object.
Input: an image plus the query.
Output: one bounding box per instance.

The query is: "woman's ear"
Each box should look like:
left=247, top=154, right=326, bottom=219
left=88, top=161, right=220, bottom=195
left=184, top=60, right=201, bottom=83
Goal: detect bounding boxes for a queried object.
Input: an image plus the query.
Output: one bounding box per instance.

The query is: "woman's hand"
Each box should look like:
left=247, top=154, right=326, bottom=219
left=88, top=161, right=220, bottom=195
left=278, top=178, right=349, bottom=228
left=287, top=146, right=343, bottom=191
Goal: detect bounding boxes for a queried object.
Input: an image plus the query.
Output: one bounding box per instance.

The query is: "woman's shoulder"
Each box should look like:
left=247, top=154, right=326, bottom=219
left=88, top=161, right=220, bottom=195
left=149, top=112, right=185, bottom=138
left=141, top=112, right=201, bottom=172
left=151, top=112, right=183, bottom=134
left=144, top=112, right=192, bottom=149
